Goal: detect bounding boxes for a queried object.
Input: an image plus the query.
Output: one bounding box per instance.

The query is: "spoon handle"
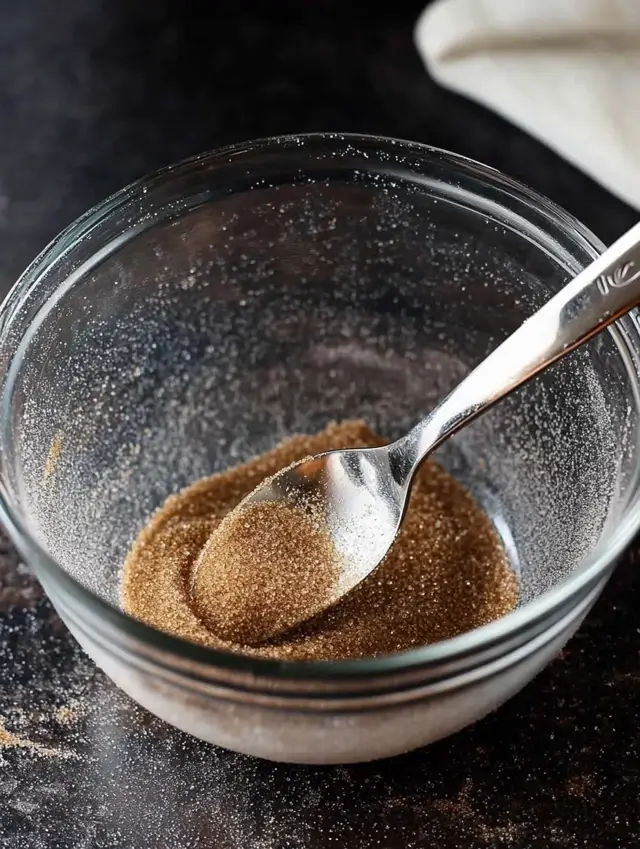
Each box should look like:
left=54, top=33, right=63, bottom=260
left=394, top=221, right=640, bottom=478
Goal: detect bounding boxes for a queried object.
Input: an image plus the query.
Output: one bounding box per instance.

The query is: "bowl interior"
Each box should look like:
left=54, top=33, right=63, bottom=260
left=3, top=147, right=638, bottom=628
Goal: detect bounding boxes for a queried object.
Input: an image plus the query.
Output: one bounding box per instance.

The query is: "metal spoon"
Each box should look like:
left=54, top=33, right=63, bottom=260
left=232, top=221, right=640, bottom=634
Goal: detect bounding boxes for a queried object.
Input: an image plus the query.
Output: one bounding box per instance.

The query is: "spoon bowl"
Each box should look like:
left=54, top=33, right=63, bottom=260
left=250, top=444, right=407, bottom=599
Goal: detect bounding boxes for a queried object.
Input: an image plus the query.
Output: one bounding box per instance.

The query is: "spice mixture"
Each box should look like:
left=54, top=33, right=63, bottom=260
left=191, top=497, right=342, bottom=644
left=122, top=420, right=518, bottom=660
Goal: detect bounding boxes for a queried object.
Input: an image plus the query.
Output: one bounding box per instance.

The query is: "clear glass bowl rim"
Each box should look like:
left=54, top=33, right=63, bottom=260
left=1, top=131, right=639, bottom=681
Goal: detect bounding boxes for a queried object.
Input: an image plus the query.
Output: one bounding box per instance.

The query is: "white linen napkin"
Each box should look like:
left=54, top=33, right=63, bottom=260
left=415, top=0, right=640, bottom=209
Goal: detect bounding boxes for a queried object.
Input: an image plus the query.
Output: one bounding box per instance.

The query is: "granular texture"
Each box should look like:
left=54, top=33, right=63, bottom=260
left=0, top=717, right=74, bottom=759
left=122, top=420, right=518, bottom=660
left=191, top=497, right=342, bottom=644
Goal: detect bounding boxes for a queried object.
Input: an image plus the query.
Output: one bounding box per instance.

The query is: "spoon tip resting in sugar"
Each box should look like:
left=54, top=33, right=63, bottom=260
left=191, top=487, right=344, bottom=645
left=190, top=446, right=403, bottom=644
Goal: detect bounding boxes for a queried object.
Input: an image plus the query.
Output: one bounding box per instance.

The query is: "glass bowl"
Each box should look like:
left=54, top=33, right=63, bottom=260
left=1, top=133, right=639, bottom=764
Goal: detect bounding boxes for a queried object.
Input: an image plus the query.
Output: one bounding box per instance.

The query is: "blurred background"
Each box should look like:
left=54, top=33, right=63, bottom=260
left=0, top=0, right=636, bottom=299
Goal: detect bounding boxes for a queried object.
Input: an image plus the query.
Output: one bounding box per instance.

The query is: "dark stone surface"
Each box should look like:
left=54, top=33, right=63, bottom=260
left=0, top=1, right=638, bottom=847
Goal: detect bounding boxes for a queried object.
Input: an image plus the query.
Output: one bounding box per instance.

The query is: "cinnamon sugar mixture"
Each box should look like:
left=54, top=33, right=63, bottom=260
left=191, top=498, right=342, bottom=645
left=122, top=420, right=518, bottom=660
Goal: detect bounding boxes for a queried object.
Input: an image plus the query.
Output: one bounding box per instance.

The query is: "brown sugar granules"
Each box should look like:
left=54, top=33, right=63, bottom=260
left=0, top=718, right=73, bottom=759
left=122, top=420, right=518, bottom=661
left=191, top=498, right=342, bottom=644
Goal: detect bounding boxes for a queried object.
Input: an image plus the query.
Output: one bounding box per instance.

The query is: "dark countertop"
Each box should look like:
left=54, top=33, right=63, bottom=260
left=0, top=2, right=638, bottom=847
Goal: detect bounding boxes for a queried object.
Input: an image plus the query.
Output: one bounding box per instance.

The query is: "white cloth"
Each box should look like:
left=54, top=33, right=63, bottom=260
left=415, top=0, right=640, bottom=209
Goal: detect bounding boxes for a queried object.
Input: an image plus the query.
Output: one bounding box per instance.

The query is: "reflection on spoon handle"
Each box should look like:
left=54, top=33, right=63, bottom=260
left=392, top=221, right=640, bottom=479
